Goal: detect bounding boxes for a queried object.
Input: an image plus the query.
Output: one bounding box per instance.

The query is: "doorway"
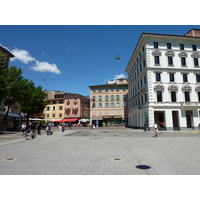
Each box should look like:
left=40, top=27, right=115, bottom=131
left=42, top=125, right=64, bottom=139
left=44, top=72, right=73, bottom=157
left=186, top=110, right=193, bottom=128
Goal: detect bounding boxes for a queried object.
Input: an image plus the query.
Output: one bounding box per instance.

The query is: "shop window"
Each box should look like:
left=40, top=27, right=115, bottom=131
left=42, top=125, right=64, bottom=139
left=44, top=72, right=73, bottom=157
left=172, top=111, right=179, bottom=129
left=154, top=111, right=166, bottom=129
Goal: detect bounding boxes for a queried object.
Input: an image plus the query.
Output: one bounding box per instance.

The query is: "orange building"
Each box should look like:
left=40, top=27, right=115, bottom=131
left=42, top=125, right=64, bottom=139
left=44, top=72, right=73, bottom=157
left=44, top=91, right=90, bottom=123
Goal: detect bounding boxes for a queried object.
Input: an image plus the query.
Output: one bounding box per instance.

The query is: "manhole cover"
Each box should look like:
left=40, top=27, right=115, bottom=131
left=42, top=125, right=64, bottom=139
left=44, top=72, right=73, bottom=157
left=136, top=165, right=151, bottom=169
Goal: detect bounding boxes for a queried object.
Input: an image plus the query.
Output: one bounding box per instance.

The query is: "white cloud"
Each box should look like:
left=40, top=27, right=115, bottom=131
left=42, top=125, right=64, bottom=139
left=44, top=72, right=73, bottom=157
left=10, top=48, right=36, bottom=64
left=105, top=74, right=126, bottom=84
left=31, top=61, right=61, bottom=74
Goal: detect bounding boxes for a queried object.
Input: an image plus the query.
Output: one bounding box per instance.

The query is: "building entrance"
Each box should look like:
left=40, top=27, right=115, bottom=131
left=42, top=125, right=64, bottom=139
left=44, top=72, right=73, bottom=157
left=185, top=110, right=193, bottom=128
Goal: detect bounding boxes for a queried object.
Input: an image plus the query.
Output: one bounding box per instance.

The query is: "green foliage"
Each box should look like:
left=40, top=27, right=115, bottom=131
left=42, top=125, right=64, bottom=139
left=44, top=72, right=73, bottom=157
left=18, top=83, right=48, bottom=117
left=0, top=52, right=47, bottom=130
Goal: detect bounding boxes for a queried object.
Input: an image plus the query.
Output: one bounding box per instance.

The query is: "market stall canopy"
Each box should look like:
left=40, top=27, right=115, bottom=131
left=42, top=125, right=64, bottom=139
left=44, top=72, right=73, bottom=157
left=51, top=118, right=79, bottom=123
left=79, top=118, right=90, bottom=123
left=3, top=112, right=21, bottom=118
left=29, top=118, right=43, bottom=121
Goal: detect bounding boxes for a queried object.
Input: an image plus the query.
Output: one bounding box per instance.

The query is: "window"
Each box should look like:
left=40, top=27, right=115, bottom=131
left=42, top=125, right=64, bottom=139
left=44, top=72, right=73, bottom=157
left=194, top=58, right=199, bottom=67
left=105, top=95, right=108, bottom=101
left=157, top=91, right=162, bottom=102
left=111, top=103, right=114, bottom=107
left=47, top=107, right=50, bottom=111
left=59, top=106, right=63, bottom=110
left=154, top=56, right=160, bottom=65
left=143, top=60, right=146, bottom=67
left=145, top=93, right=147, bottom=103
left=196, top=74, right=200, bottom=82
left=192, top=45, right=197, bottom=51
left=46, top=114, right=49, bottom=118
left=198, top=92, right=200, bottom=102
left=144, top=76, right=146, bottom=84
left=92, top=103, right=96, bottom=108
left=59, top=113, right=62, bottom=117
left=183, top=74, right=188, bottom=82
left=116, top=102, right=120, bottom=107
left=185, top=91, right=190, bottom=102
left=105, top=103, right=109, bottom=107
left=167, top=43, right=171, bottom=49
left=153, top=42, right=158, bottom=49
left=171, top=91, right=176, bottom=102
left=168, top=56, right=173, bottom=65
left=156, top=73, right=161, bottom=82
left=98, top=96, right=102, bottom=101
left=169, top=73, right=175, bottom=82
left=52, top=114, right=55, bottom=118
left=180, top=44, right=184, bottom=50
left=53, top=106, right=56, bottom=110
left=111, top=95, right=114, bottom=101
left=181, top=57, right=186, bottom=66
left=98, top=103, right=102, bottom=108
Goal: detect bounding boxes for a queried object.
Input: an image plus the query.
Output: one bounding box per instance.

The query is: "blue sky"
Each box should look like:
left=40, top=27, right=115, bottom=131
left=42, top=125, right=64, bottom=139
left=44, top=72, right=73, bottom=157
left=1, top=25, right=200, bottom=96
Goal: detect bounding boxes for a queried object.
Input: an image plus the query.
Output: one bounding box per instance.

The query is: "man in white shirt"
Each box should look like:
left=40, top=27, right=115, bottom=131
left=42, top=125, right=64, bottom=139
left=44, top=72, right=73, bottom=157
left=152, top=122, right=158, bottom=137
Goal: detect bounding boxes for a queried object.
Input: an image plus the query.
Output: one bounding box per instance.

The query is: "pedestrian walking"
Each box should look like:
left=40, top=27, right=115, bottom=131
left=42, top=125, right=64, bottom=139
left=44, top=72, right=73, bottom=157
left=69, top=122, right=72, bottom=129
left=21, top=122, right=26, bottom=136
left=144, top=122, right=147, bottom=132
left=36, top=122, right=42, bottom=136
left=152, top=121, right=158, bottom=137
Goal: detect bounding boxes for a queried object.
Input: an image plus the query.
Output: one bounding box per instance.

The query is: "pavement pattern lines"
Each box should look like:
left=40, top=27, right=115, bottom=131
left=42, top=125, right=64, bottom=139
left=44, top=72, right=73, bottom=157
left=0, top=128, right=200, bottom=175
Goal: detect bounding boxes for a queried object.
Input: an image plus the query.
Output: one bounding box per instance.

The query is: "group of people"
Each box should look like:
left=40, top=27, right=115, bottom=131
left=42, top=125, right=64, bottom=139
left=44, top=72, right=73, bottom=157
left=21, top=121, right=53, bottom=138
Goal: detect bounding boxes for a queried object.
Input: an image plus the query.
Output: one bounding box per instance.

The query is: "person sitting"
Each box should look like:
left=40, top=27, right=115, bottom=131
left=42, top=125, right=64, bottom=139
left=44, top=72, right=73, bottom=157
left=46, top=125, right=53, bottom=135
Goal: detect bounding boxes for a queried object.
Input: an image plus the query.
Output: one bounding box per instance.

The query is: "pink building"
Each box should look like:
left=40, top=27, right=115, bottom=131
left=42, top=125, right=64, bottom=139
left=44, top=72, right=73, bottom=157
left=44, top=91, right=90, bottom=122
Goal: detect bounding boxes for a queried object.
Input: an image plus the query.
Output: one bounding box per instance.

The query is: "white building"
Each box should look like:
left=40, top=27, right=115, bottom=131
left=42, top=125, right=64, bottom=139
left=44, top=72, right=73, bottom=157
left=125, top=29, right=200, bottom=131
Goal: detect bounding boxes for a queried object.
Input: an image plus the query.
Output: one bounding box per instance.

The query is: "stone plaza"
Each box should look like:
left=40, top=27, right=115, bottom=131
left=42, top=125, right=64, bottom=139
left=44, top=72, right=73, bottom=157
left=0, top=127, right=200, bottom=175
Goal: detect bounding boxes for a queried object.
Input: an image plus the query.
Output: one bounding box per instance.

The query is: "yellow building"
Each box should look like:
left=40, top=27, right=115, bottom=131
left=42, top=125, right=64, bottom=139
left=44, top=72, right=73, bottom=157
left=89, top=78, right=128, bottom=127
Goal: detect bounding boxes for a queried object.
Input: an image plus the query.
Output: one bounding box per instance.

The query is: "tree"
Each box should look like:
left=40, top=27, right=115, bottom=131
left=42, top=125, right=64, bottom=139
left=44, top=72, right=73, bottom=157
left=2, top=66, right=24, bottom=131
left=18, top=81, right=48, bottom=125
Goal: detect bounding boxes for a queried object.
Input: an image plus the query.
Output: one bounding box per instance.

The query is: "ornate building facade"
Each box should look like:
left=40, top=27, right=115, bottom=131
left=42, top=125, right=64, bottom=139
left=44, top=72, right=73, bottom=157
left=89, top=78, right=128, bottom=127
left=125, top=29, right=200, bottom=131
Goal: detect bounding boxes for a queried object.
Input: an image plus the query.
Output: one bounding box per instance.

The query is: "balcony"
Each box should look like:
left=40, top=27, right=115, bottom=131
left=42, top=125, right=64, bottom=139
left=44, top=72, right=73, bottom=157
left=66, top=107, right=71, bottom=110
left=73, top=106, right=78, bottom=110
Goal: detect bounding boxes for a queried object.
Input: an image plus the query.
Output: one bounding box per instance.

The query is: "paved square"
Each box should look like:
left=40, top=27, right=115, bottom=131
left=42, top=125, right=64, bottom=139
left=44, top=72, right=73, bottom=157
left=0, top=127, right=200, bottom=175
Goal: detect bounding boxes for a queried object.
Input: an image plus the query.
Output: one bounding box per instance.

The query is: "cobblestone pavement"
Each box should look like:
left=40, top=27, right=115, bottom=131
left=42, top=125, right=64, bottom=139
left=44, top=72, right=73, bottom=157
left=1, top=127, right=200, bottom=175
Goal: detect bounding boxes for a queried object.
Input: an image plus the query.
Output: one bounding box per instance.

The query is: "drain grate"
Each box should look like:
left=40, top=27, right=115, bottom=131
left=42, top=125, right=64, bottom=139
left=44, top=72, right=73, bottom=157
left=6, top=158, right=14, bottom=161
left=2, top=157, right=18, bottom=161
left=114, top=158, right=121, bottom=160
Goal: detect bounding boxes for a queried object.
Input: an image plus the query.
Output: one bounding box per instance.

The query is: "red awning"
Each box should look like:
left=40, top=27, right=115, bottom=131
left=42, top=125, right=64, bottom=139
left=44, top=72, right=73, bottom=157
left=51, top=118, right=79, bottom=123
